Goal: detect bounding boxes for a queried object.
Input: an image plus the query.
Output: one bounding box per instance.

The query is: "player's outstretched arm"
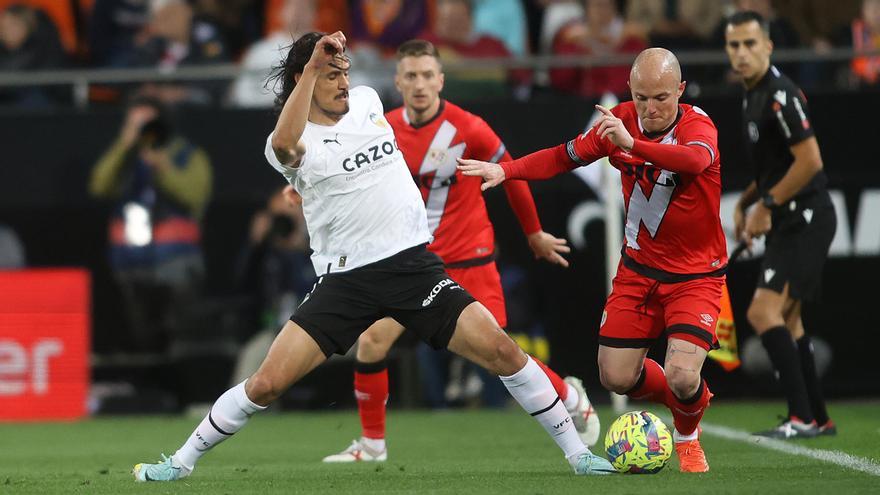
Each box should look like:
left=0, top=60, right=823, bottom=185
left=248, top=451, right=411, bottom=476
left=457, top=158, right=507, bottom=191
left=527, top=231, right=571, bottom=268
left=271, top=31, right=346, bottom=167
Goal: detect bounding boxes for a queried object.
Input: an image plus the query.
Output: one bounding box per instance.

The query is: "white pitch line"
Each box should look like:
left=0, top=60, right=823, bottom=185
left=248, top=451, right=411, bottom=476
left=699, top=421, right=880, bottom=477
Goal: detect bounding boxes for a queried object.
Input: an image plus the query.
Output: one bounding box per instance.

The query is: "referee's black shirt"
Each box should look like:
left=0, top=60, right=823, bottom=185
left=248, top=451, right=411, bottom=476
left=741, top=65, right=827, bottom=199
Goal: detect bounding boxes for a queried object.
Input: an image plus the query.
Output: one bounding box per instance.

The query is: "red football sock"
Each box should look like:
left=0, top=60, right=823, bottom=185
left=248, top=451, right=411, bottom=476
left=532, top=356, right=568, bottom=401
left=625, top=358, right=667, bottom=404
left=667, top=379, right=712, bottom=437
left=354, top=360, right=388, bottom=440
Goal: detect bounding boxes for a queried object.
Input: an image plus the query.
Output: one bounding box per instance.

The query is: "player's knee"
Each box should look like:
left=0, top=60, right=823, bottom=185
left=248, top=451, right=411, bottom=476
left=245, top=372, right=285, bottom=406
left=747, top=303, right=774, bottom=332
left=665, top=367, right=700, bottom=399
left=485, top=333, right=525, bottom=376
left=356, top=330, right=391, bottom=362
left=598, top=365, right=639, bottom=394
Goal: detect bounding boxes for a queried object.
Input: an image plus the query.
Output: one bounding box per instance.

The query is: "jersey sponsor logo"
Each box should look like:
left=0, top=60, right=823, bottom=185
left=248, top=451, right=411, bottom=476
left=322, top=133, right=342, bottom=146
left=341, top=140, right=400, bottom=172
left=422, top=278, right=461, bottom=307
left=764, top=268, right=776, bottom=283
left=699, top=313, right=715, bottom=327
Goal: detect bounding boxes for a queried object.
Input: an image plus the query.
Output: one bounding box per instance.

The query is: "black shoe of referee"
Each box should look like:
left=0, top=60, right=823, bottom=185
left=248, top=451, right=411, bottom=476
left=753, top=416, right=819, bottom=439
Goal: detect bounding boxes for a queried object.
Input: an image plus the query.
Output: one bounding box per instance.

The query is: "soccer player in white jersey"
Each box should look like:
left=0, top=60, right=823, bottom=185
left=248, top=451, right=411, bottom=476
left=132, top=31, right=615, bottom=482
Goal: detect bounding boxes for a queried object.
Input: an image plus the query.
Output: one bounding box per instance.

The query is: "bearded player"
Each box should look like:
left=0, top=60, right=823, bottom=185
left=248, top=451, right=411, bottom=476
left=323, top=39, right=599, bottom=463
left=460, top=47, right=727, bottom=473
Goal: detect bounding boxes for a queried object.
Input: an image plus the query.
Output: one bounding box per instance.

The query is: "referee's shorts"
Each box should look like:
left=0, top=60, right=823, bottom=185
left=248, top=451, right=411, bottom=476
left=291, top=244, right=477, bottom=357
left=759, top=192, right=836, bottom=301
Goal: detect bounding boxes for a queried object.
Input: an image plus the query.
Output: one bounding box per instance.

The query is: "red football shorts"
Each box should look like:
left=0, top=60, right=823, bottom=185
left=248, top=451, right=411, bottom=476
left=446, top=261, right=507, bottom=328
left=599, top=262, right=724, bottom=351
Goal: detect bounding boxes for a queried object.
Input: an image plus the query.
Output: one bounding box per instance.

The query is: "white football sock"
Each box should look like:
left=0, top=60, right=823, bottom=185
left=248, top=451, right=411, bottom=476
left=174, top=380, right=267, bottom=470
left=562, top=383, right=579, bottom=411
left=500, top=357, right=588, bottom=465
left=673, top=427, right=699, bottom=442
left=361, top=436, right=386, bottom=453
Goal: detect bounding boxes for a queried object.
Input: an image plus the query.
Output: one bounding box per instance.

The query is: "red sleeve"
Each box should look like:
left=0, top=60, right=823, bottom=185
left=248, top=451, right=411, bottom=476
left=629, top=114, right=718, bottom=175
left=501, top=127, right=608, bottom=180
left=500, top=154, right=542, bottom=235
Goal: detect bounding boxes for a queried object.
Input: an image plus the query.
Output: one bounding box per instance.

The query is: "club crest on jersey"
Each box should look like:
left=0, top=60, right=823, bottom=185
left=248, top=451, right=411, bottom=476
left=369, top=112, right=389, bottom=129
left=427, top=148, right=448, bottom=166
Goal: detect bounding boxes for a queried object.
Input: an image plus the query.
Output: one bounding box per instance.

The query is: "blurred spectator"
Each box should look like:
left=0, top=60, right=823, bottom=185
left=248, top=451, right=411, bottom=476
left=537, top=0, right=585, bottom=55
left=264, top=0, right=346, bottom=35
left=349, top=0, right=428, bottom=54
left=229, top=0, right=316, bottom=108
left=420, top=0, right=515, bottom=97
left=711, top=0, right=801, bottom=50
left=230, top=185, right=315, bottom=383
left=193, top=0, right=261, bottom=57
left=89, top=96, right=212, bottom=353
left=833, top=0, right=880, bottom=87
left=775, top=0, right=860, bottom=50
left=0, top=0, right=78, bottom=52
left=0, top=4, right=68, bottom=107
left=86, top=0, right=150, bottom=67
left=550, top=0, right=646, bottom=98
left=127, top=0, right=229, bottom=104
left=0, top=224, right=25, bottom=268
left=626, top=0, right=722, bottom=49
left=472, top=0, right=528, bottom=56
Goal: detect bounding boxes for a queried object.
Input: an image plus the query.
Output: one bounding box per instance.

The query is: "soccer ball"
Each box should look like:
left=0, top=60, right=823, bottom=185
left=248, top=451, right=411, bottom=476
left=604, top=410, right=673, bottom=474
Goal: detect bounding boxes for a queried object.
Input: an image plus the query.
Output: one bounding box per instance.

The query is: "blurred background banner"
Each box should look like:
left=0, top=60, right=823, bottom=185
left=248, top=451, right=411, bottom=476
left=0, top=269, right=90, bottom=421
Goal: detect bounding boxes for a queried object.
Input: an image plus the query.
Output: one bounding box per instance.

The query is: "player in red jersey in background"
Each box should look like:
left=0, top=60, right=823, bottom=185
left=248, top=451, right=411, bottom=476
left=323, top=39, right=600, bottom=463
left=459, top=47, right=727, bottom=473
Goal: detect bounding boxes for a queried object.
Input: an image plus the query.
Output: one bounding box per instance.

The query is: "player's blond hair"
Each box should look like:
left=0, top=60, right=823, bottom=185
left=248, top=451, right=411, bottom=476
left=396, top=39, right=440, bottom=62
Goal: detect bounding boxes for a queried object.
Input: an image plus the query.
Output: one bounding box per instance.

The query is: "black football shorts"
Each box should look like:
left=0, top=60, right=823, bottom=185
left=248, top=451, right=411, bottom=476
left=759, top=192, right=836, bottom=301
left=290, top=244, right=477, bottom=357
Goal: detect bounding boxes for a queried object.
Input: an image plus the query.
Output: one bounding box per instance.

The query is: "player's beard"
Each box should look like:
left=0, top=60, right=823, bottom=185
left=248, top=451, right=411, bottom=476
left=317, top=100, right=350, bottom=119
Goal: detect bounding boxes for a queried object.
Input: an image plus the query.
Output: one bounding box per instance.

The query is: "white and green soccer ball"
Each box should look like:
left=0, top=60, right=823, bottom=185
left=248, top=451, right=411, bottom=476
left=604, top=410, right=673, bottom=474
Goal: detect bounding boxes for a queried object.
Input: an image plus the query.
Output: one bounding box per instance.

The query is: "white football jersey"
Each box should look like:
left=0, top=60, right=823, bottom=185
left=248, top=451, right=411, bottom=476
left=265, top=86, right=431, bottom=274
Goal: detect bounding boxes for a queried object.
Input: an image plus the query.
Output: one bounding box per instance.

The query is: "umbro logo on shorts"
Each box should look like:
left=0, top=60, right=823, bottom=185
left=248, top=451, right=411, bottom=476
left=422, top=278, right=461, bottom=307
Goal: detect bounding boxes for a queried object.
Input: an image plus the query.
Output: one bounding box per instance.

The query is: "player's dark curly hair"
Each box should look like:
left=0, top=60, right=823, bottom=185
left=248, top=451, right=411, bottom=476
left=266, top=32, right=326, bottom=113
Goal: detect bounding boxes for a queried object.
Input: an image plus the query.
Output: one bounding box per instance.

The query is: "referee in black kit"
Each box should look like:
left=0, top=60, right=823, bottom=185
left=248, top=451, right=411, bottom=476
left=724, top=11, right=836, bottom=439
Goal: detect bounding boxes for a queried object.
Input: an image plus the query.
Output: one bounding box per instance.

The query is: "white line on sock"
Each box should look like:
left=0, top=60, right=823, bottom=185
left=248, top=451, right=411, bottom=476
left=698, top=420, right=880, bottom=477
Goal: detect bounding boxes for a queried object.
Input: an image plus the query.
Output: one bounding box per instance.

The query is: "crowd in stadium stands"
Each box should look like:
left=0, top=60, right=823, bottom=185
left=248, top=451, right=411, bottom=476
left=1, top=0, right=878, bottom=107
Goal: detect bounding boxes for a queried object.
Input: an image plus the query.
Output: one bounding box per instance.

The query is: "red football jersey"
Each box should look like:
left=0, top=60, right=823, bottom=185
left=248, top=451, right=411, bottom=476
left=386, top=101, right=541, bottom=264
left=503, top=102, right=726, bottom=276
left=572, top=102, right=727, bottom=275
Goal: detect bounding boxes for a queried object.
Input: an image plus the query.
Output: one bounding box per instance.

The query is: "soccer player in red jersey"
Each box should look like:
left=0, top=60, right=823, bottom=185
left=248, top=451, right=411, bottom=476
left=460, top=47, right=727, bottom=473
left=323, top=39, right=600, bottom=463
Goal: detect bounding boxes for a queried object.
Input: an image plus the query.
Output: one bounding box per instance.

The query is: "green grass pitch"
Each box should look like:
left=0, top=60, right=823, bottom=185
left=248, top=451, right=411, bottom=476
left=0, top=401, right=877, bottom=494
